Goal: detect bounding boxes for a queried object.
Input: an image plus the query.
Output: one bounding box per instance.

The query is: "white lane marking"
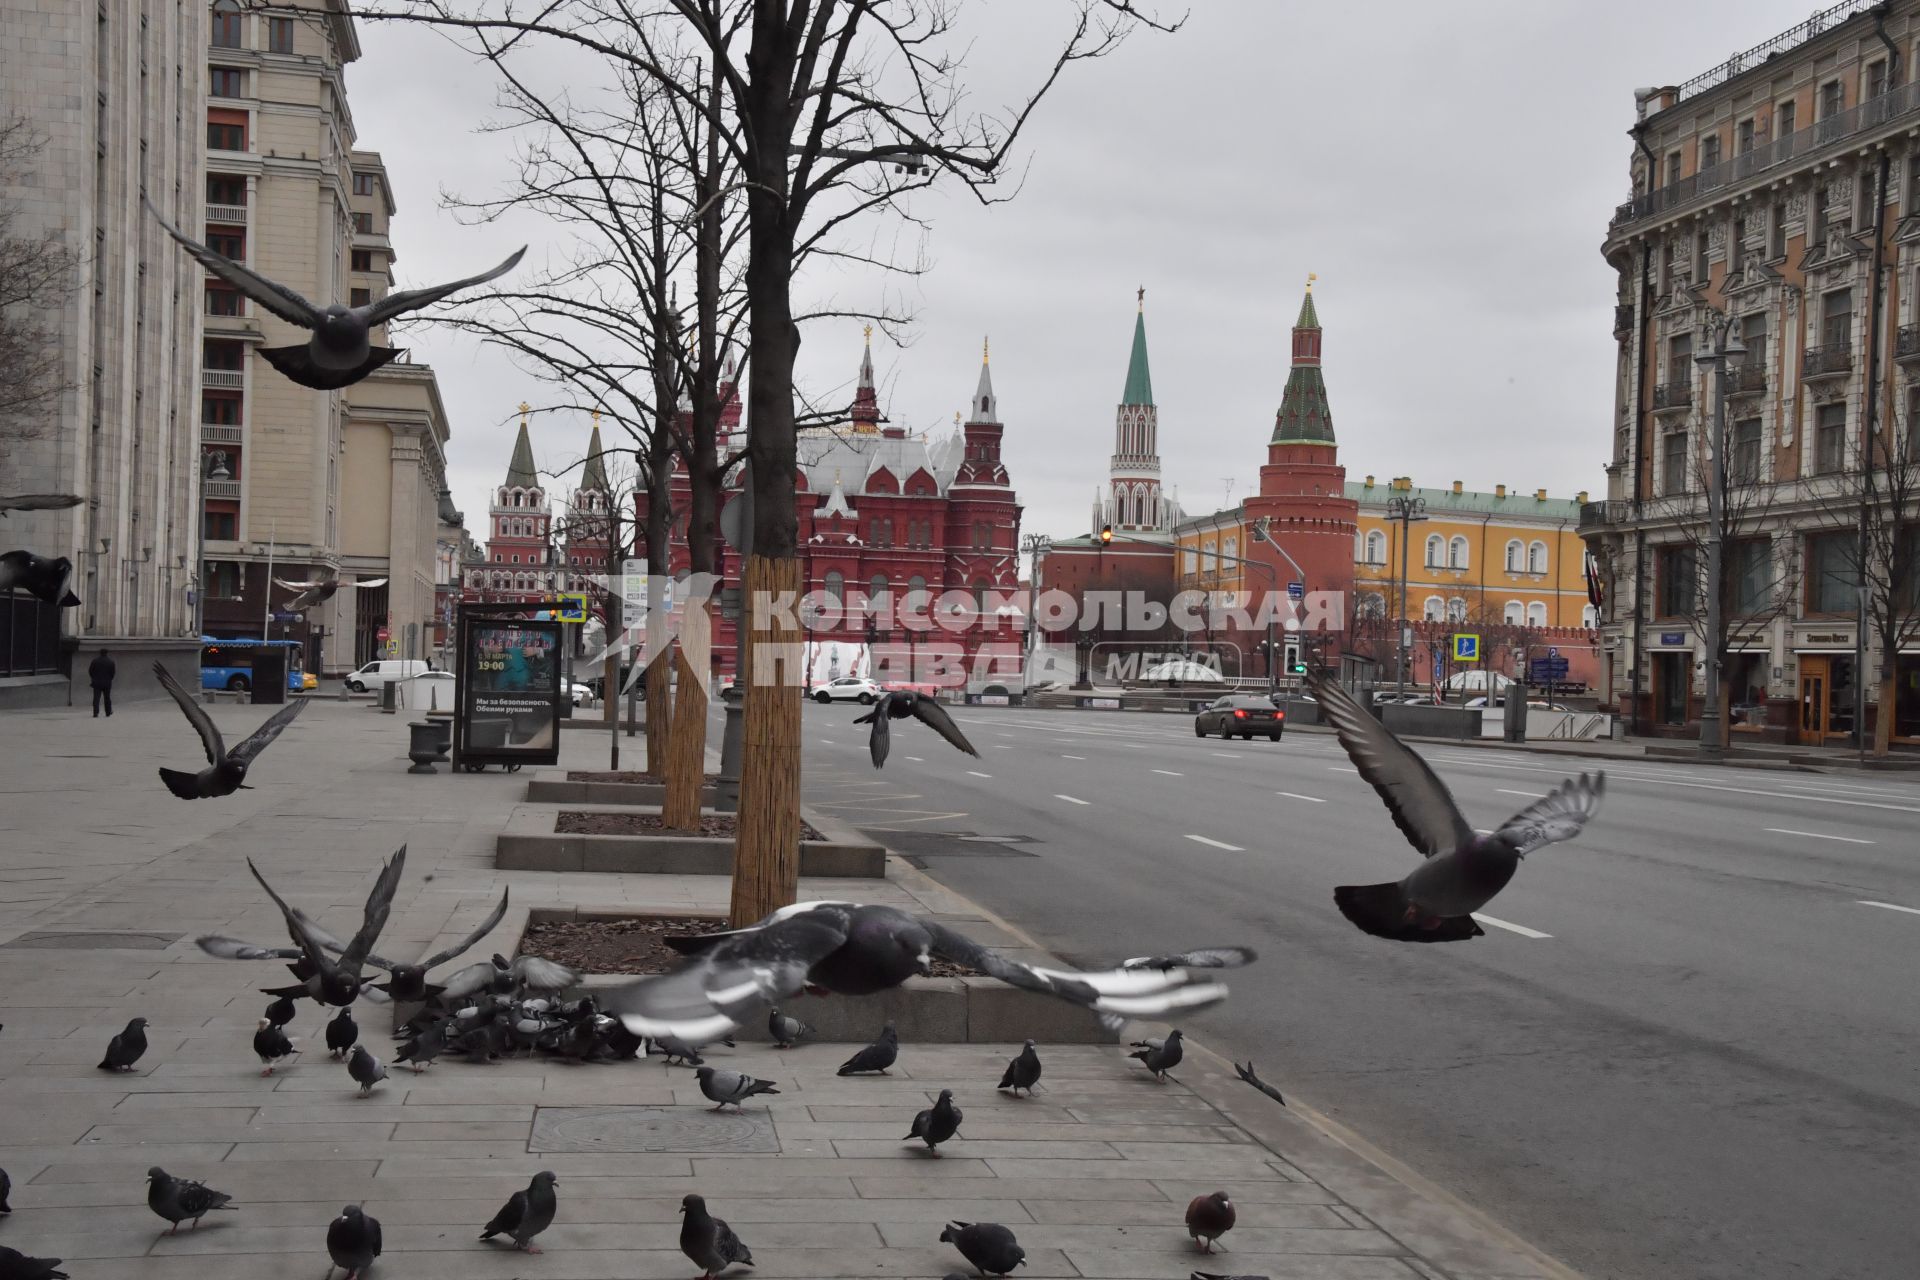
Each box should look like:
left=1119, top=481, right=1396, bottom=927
left=1153, top=769, right=1185, bottom=777
left=1472, top=913, right=1553, bottom=939
left=904, top=756, right=925, bottom=762
left=1055, top=794, right=1091, bottom=805
left=1496, top=788, right=1547, bottom=799
left=1858, top=900, right=1920, bottom=916
left=1211, top=751, right=1243, bottom=759
left=1329, top=766, right=1359, bottom=773
left=1184, top=834, right=1245, bottom=851
left=1423, top=755, right=1920, bottom=815
left=1061, top=754, right=1087, bottom=760
left=1276, top=791, right=1325, bottom=803
left=1765, top=827, right=1876, bottom=845
left=993, top=744, right=1014, bottom=749
left=1125, top=743, right=1151, bottom=750
left=966, top=771, right=993, bottom=779
left=819, top=738, right=837, bottom=746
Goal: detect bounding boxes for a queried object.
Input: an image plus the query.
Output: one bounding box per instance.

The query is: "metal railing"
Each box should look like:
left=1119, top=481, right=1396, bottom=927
left=1897, top=324, right=1920, bottom=361
left=1803, top=343, right=1854, bottom=377
left=1653, top=381, right=1693, bottom=410
left=1729, top=364, right=1768, bottom=395
left=1613, top=303, right=1635, bottom=334
left=201, top=425, right=243, bottom=444
left=1578, top=500, right=1631, bottom=531
left=202, top=369, right=243, bottom=389
left=1665, top=1, right=1875, bottom=108
left=205, top=204, right=248, bottom=224
left=204, top=479, right=242, bottom=500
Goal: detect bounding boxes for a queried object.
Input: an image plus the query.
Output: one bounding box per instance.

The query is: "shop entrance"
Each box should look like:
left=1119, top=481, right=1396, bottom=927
left=1798, top=655, right=1858, bottom=742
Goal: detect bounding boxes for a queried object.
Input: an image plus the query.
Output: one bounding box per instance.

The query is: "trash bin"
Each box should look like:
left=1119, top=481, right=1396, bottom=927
left=380, top=681, right=398, bottom=715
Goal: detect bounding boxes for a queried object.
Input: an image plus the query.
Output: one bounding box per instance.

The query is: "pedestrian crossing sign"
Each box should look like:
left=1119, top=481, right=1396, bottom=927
left=1452, top=633, right=1480, bottom=662
left=554, top=592, right=589, bottom=623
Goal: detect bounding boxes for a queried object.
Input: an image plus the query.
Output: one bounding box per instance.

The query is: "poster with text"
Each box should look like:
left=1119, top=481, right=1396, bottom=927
left=460, top=619, right=562, bottom=765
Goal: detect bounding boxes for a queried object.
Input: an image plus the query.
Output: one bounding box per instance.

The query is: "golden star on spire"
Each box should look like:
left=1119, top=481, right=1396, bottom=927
left=863, top=323, right=873, bottom=342
left=590, top=408, right=600, bottom=426
left=1137, top=285, right=1145, bottom=312
left=517, top=401, right=532, bottom=419
left=983, top=335, right=990, bottom=364
left=1306, top=272, right=1317, bottom=292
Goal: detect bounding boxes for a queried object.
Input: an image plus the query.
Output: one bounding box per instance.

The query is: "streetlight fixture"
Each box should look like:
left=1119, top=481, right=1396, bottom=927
left=1020, top=533, right=1051, bottom=691
left=1383, top=495, right=1429, bottom=700
left=1693, top=309, right=1746, bottom=757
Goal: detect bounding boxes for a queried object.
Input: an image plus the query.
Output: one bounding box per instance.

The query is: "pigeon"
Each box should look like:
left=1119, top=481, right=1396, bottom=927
left=836, top=1022, right=898, bottom=1075
left=679, top=1194, right=753, bottom=1279
left=940, top=1221, right=1025, bottom=1276
left=0, top=550, right=81, bottom=608
left=1306, top=669, right=1605, bottom=943
left=0, top=493, right=83, bottom=517
left=264, top=994, right=298, bottom=1030
left=324, top=1204, right=382, bottom=1280
left=906, top=1088, right=963, bottom=1155
left=0, top=1164, right=10, bottom=1213
left=1234, top=1061, right=1285, bottom=1107
left=767, top=1006, right=811, bottom=1049
left=392, top=1019, right=445, bottom=1072
left=196, top=846, right=405, bottom=1006
left=0, top=1246, right=68, bottom=1280
left=437, top=952, right=576, bottom=1003
left=276, top=573, right=387, bottom=613
left=854, top=690, right=980, bottom=768
left=326, top=1008, right=359, bottom=1059
left=147, top=197, right=525, bottom=391
left=1186, top=1191, right=1235, bottom=1253
left=1191, top=1273, right=1270, bottom=1280
left=153, top=660, right=306, bottom=798
left=146, top=1167, right=236, bottom=1234
left=98, top=1017, right=148, bottom=1071
left=997, top=1040, right=1042, bottom=1096
left=1129, top=1028, right=1183, bottom=1082
left=478, top=1171, right=557, bottom=1253
left=1122, top=947, right=1257, bottom=971
left=252, top=1019, right=296, bottom=1076
left=695, top=1066, right=780, bottom=1112
left=604, top=901, right=1233, bottom=1043
left=353, top=889, right=510, bottom=1001
left=649, top=1033, right=707, bottom=1066
left=346, top=1045, right=387, bottom=1097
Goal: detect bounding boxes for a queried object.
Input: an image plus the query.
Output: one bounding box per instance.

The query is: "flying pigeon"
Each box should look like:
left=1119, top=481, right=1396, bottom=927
left=324, top=1204, right=382, bottom=1280
left=603, top=901, right=1233, bottom=1043
left=940, top=1221, right=1025, bottom=1277
left=679, top=1194, right=753, bottom=1280
left=275, top=573, right=388, bottom=612
left=767, top=1006, right=811, bottom=1049
left=1129, top=1028, right=1183, bottom=1082
left=252, top=1019, right=297, bottom=1076
left=1, top=1164, right=11, bottom=1213
left=325, top=1008, right=359, bottom=1059
left=0, top=493, right=83, bottom=517
left=695, top=1066, right=780, bottom=1112
left=836, top=1022, right=898, bottom=1075
left=1191, top=1273, right=1271, bottom=1280
left=98, top=1017, right=148, bottom=1072
left=1307, top=669, right=1605, bottom=942
left=152, top=661, right=306, bottom=798
left=346, top=1045, right=387, bottom=1097
left=197, top=847, right=405, bottom=1008
left=479, top=1171, right=557, bottom=1253
left=264, top=994, right=298, bottom=1030
left=0, top=1246, right=68, bottom=1280
left=997, top=1041, right=1042, bottom=1097
left=146, top=1167, right=236, bottom=1234
left=392, top=1019, right=445, bottom=1072
left=854, top=690, right=979, bottom=768
left=1186, top=1191, right=1235, bottom=1254
left=1122, top=947, right=1256, bottom=971
left=1234, top=1061, right=1285, bottom=1107
left=353, top=888, right=510, bottom=1001
left=147, top=197, right=525, bottom=391
left=0, top=550, right=80, bottom=607
left=906, top=1088, right=963, bottom=1155
left=437, top=952, right=576, bottom=1003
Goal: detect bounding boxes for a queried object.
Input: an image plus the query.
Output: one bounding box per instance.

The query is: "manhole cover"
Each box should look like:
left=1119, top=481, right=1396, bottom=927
left=530, top=1105, right=778, bottom=1153
left=1, top=931, right=181, bottom=951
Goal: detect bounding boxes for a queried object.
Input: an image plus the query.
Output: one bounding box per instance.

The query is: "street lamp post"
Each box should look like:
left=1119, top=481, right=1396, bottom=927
left=1384, top=495, right=1429, bottom=701
left=1693, top=311, right=1746, bottom=757
left=1020, top=533, right=1051, bottom=692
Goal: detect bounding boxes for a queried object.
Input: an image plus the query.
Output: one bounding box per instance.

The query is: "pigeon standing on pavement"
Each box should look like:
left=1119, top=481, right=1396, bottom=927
left=346, top=1045, right=387, bottom=1097
left=152, top=661, right=307, bottom=799
left=854, top=690, right=980, bottom=768
left=0, top=1165, right=11, bottom=1213
left=837, top=1022, right=898, bottom=1075
left=695, top=1066, right=780, bottom=1112
left=276, top=573, right=387, bottom=613
left=1185, top=1191, right=1235, bottom=1254
left=679, top=1194, right=753, bottom=1279
left=264, top=994, right=298, bottom=1030
left=0, top=1246, right=68, bottom=1279
left=326, top=1008, right=359, bottom=1059
left=197, top=846, right=405, bottom=1007
left=392, top=1019, right=445, bottom=1072
left=649, top=1033, right=708, bottom=1066
left=940, top=1221, right=1025, bottom=1276
left=146, top=1168, right=236, bottom=1235
left=906, top=1088, right=963, bottom=1155
left=1306, top=669, right=1606, bottom=943
left=324, top=1204, right=382, bottom=1280
left=0, top=550, right=81, bottom=608
left=478, top=1171, right=558, bottom=1253
left=252, top=1019, right=296, bottom=1076
left=1129, top=1028, right=1183, bottom=1082
left=767, top=1006, right=811, bottom=1049
left=97, top=1017, right=148, bottom=1072
left=997, top=1041, right=1042, bottom=1096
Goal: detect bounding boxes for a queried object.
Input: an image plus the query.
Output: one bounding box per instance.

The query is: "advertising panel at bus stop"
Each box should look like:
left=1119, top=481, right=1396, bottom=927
left=456, top=612, right=563, bottom=769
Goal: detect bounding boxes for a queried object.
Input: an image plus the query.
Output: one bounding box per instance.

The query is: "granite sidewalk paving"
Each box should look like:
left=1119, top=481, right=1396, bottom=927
left=0, top=697, right=1576, bottom=1278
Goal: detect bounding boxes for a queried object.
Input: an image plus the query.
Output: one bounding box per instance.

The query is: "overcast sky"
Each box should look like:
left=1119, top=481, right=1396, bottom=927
left=344, top=0, right=1823, bottom=546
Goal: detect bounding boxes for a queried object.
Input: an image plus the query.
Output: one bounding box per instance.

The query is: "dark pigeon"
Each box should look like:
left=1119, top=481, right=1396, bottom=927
left=1186, top=1191, right=1235, bottom=1253
left=997, top=1040, right=1042, bottom=1096
left=1307, top=669, right=1604, bottom=943
left=604, top=901, right=1232, bottom=1043
left=358, top=888, right=510, bottom=1000
left=695, top=1066, right=780, bottom=1112
left=0, top=1246, right=68, bottom=1280
left=1122, top=946, right=1257, bottom=971
left=436, top=951, right=575, bottom=1003
left=854, top=690, right=980, bottom=768
left=153, top=661, right=306, bottom=799
left=679, top=1194, right=753, bottom=1279
left=277, top=573, right=386, bottom=613
left=1130, top=1028, right=1183, bottom=1082
left=252, top=1020, right=296, bottom=1076
left=906, top=1088, right=963, bottom=1155
left=324, top=1204, right=382, bottom=1280
left=0, top=493, right=83, bottom=517
left=1234, top=1060, right=1286, bottom=1107
left=940, top=1221, right=1025, bottom=1276
left=264, top=994, right=298, bottom=1030
left=97, top=1017, right=148, bottom=1072
left=479, top=1171, right=557, bottom=1253
left=1, top=1164, right=10, bottom=1213
left=196, top=846, right=405, bottom=1006
left=836, top=1022, right=898, bottom=1075
left=0, top=550, right=80, bottom=608
left=767, top=1006, right=811, bottom=1049
left=346, top=1045, right=387, bottom=1097
left=1191, top=1273, right=1271, bottom=1280
left=147, top=1167, right=236, bottom=1234
left=392, top=1018, right=446, bottom=1072
left=148, top=197, right=524, bottom=391
left=326, top=1008, right=359, bottom=1059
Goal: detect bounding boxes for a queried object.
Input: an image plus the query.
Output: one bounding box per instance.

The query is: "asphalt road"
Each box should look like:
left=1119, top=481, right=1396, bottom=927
left=796, top=700, right=1920, bottom=1280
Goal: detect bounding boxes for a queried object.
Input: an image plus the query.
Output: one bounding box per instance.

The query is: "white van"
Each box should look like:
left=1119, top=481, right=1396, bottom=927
left=345, top=658, right=427, bottom=693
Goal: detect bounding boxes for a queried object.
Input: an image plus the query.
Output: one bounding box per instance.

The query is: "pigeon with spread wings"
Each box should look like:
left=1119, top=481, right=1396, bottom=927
left=277, top=573, right=388, bottom=613
left=0, top=550, right=81, bottom=608
left=146, top=197, right=523, bottom=391
left=0, top=493, right=83, bottom=517
left=196, top=846, right=406, bottom=1007
left=436, top=952, right=578, bottom=1003
left=853, top=690, right=980, bottom=768
left=1306, top=668, right=1604, bottom=942
left=152, top=660, right=306, bottom=798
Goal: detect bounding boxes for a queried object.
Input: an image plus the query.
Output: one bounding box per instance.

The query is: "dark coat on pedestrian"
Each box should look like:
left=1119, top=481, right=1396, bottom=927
left=88, top=651, right=116, bottom=689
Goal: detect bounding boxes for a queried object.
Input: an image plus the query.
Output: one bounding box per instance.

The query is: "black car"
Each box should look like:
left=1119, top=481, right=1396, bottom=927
left=1195, top=694, right=1286, bottom=740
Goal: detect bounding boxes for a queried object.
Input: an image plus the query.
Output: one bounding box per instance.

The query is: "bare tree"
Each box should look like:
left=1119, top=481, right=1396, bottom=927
left=0, top=117, right=82, bottom=459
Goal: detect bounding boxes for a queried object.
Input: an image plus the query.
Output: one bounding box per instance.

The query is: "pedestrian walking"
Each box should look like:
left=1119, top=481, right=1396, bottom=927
left=89, top=647, right=116, bottom=717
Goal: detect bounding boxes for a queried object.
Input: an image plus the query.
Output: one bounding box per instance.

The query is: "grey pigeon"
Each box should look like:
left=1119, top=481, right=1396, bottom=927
left=1186, top=1191, right=1235, bottom=1253
left=146, top=1167, right=236, bottom=1234
left=837, top=1022, right=898, bottom=1075
left=940, top=1220, right=1025, bottom=1276
left=906, top=1088, right=963, bottom=1155
left=264, top=994, right=298, bottom=1030
left=0, top=1246, right=68, bottom=1279
left=0, top=493, right=83, bottom=516
left=97, top=1017, right=148, bottom=1071
left=1129, top=1028, right=1183, bottom=1082
left=253, top=1019, right=296, bottom=1076
left=695, top=1066, right=780, bottom=1112
left=437, top=951, right=576, bottom=1003
left=325, top=1007, right=358, bottom=1058
left=359, top=888, right=511, bottom=1000
left=147, top=197, right=524, bottom=391
left=606, top=902, right=1232, bottom=1043
left=767, top=1006, right=811, bottom=1049
left=1307, top=670, right=1605, bottom=942
left=324, top=1204, right=382, bottom=1280
left=197, top=846, right=405, bottom=1006
left=997, top=1041, right=1042, bottom=1096
left=1192, top=1273, right=1271, bottom=1280
left=346, top=1045, right=387, bottom=1097
left=276, top=573, right=386, bottom=613
left=650, top=1033, right=706, bottom=1066
left=479, top=1171, right=557, bottom=1253
left=392, top=1019, right=445, bottom=1072
left=153, top=661, right=306, bottom=798
left=854, top=690, right=980, bottom=768
left=679, top=1193, right=753, bottom=1279
left=1, top=1165, right=10, bottom=1213
left=1122, top=946, right=1257, bottom=971
left=0, top=550, right=80, bottom=607
left=1235, top=1060, right=1286, bottom=1107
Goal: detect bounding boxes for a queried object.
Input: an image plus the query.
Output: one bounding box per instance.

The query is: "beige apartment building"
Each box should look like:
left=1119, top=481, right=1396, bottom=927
left=1586, top=0, right=1920, bottom=747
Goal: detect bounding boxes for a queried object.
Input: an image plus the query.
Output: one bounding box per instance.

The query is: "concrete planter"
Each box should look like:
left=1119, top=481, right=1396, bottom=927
left=495, top=803, right=886, bottom=877
left=525, top=774, right=717, bottom=807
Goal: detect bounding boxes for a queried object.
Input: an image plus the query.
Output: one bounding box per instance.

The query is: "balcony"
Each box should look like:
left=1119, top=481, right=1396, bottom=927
left=1652, top=381, right=1693, bottom=412
left=205, top=204, right=248, bottom=224
left=203, top=479, right=242, bottom=500
left=1613, top=303, right=1635, bottom=335
left=201, top=424, right=243, bottom=444
left=1802, top=344, right=1853, bottom=379
left=1727, top=364, right=1768, bottom=397
left=1578, top=500, right=1631, bottom=533
left=1897, top=324, right=1920, bottom=364
left=202, top=369, right=244, bottom=389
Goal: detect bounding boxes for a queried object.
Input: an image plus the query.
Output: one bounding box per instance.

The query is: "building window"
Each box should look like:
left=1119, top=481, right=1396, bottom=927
left=1526, top=601, right=1548, bottom=628
left=1662, top=428, right=1689, bottom=496
left=1908, top=385, right=1920, bottom=461
left=1730, top=537, right=1773, bottom=614
left=210, top=0, right=242, bottom=48
left=1732, top=418, right=1763, bottom=483
left=202, top=338, right=244, bottom=370
left=868, top=574, right=888, bottom=609
left=352, top=212, right=373, bottom=234
left=1769, top=200, right=1787, bottom=258
left=1424, top=534, right=1443, bottom=567
left=907, top=575, right=928, bottom=606
left=1657, top=544, right=1696, bottom=618
left=206, top=120, right=246, bottom=151
left=1505, top=539, right=1524, bottom=572
left=201, top=393, right=240, bottom=424
left=206, top=174, right=246, bottom=207
left=1777, top=99, right=1797, bottom=138
left=1694, top=230, right=1710, bottom=282
left=1448, top=535, right=1469, bottom=569
left=349, top=287, right=370, bottom=308
left=1737, top=118, right=1756, bottom=154
left=1357, top=593, right=1385, bottom=619
left=1665, top=150, right=1683, bottom=187
left=1815, top=403, right=1847, bottom=474
left=1820, top=79, right=1844, bottom=118
left=1667, top=330, right=1692, bottom=376
left=1821, top=288, right=1852, bottom=349
left=208, top=561, right=242, bottom=597
left=1503, top=600, right=1524, bottom=625
left=205, top=285, right=241, bottom=316
left=1183, top=547, right=1198, bottom=573
left=824, top=570, right=844, bottom=604
left=1698, top=133, right=1721, bottom=172
left=1867, top=59, right=1890, bottom=102
left=1223, top=536, right=1237, bottom=563
left=1447, top=597, right=1467, bottom=623
left=973, top=522, right=992, bottom=550
left=203, top=509, right=237, bottom=540
left=351, top=249, right=374, bottom=272
left=353, top=172, right=377, bottom=197
left=1527, top=541, right=1548, bottom=574
left=207, top=229, right=243, bottom=260
left=209, top=67, right=246, bottom=98
left=1423, top=596, right=1444, bottom=622
left=1365, top=530, right=1387, bottom=564
left=1583, top=603, right=1599, bottom=629
left=268, top=16, right=293, bottom=52
left=1806, top=531, right=1859, bottom=614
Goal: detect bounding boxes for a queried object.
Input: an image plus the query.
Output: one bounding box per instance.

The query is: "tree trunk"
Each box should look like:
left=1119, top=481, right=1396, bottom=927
left=663, top=597, right=712, bottom=829
left=1875, top=662, right=1897, bottom=754
left=729, top=553, right=802, bottom=926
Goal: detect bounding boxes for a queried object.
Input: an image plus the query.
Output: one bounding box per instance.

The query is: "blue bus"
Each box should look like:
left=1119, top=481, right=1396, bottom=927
left=199, top=637, right=312, bottom=693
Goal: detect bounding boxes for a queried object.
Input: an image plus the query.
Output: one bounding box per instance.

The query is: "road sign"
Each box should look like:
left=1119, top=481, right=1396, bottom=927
left=1548, top=645, right=1558, bottom=659
left=271, top=610, right=300, bottom=622
left=553, top=591, right=589, bottom=624
left=1529, top=657, right=1570, bottom=682
left=1452, top=633, right=1480, bottom=662
left=1286, top=581, right=1304, bottom=600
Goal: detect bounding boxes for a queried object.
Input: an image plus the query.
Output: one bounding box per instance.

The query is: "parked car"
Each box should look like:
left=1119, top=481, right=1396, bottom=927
left=1195, top=694, right=1286, bottom=741
left=406, top=670, right=456, bottom=709
left=569, top=681, right=594, bottom=706
left=346, top=658, right=427, bottom=694
left=811, top=675, right=880, bottom=704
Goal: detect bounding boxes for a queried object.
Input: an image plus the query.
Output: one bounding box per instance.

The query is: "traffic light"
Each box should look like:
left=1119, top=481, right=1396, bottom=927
left=1284, top=641, right=1305, bottom=674
left=1099, top=524, right=1114, bottom=545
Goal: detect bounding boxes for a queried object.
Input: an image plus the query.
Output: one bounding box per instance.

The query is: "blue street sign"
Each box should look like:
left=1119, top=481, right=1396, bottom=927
left=1548, top=646, right=1558, bottom=659
left=271, top=611, right=301, bottom=622
left=1529, top=657, right=1570, bottom=682
left=1452, top=634, right=1480, bottom=662
left=1286, top=581, right=1304, bottom=600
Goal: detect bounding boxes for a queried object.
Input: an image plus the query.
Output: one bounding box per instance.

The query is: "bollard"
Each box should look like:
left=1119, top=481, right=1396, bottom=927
left=406, top=722, right=441, bottom=773
left=380, top=681, right=398, bottom=715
